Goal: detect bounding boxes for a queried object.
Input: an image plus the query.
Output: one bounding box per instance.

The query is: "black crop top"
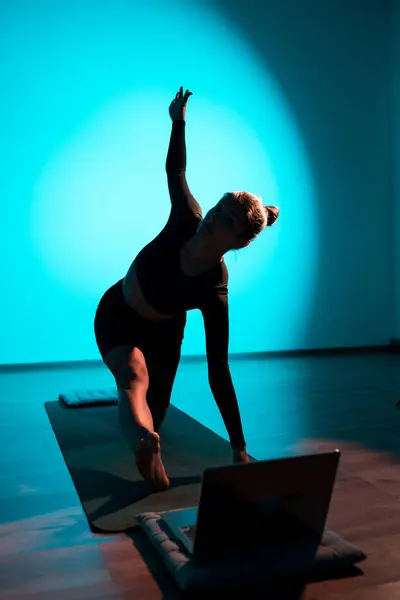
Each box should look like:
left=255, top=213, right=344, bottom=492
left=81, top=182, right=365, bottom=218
left=133, top=120, right=229, bottom=366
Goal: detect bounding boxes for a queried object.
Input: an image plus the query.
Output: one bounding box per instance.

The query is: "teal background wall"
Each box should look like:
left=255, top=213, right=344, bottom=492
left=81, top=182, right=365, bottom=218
left=0, top=0, right=392, bottom=365
left=393, top=0, right=400, bottom=340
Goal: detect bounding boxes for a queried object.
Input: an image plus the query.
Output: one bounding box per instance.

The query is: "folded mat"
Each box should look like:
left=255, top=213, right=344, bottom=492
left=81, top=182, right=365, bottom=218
left=137, top=511, right=367, bottom=593
left=45, top=398, right=252, bottom=532
left=59, top=388, right=118, bottom=407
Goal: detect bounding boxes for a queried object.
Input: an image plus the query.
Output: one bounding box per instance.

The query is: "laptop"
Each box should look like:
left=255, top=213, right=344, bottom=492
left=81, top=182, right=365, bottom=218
left=161, top=449, right=341, bottom=563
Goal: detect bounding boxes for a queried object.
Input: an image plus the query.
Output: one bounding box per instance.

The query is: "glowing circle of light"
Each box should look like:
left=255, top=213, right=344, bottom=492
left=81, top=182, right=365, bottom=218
left=31, top=0, right=317, bottom=355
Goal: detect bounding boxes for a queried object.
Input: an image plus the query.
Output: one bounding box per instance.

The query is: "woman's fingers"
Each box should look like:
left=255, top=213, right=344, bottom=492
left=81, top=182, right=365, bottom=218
left=175, top=87, right=192, bottom=99
left=173, top=87, right=193, bottom=104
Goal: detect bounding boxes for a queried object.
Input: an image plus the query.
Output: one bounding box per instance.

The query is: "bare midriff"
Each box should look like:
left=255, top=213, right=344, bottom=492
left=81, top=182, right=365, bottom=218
left=122, top=262, right=174, bottom=322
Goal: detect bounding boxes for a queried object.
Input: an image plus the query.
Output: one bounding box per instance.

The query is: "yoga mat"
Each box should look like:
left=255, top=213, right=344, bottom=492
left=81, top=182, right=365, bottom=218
left=45, top=401, right=243, bottom=532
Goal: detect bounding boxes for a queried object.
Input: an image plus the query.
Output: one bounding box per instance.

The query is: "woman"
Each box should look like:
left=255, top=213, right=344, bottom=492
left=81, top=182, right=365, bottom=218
left=94, top=87, right=279, bottom=492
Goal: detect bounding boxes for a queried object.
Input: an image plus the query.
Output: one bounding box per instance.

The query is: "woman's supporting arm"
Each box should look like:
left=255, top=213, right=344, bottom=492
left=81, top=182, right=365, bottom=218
left=200, top=293, right=246, bottom=449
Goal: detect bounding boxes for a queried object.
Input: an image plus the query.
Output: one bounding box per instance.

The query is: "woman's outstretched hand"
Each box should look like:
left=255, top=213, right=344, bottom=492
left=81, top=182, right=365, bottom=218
left=233, top=447, right=251, bottom=463
left=169, top=86, right=193, bottom=121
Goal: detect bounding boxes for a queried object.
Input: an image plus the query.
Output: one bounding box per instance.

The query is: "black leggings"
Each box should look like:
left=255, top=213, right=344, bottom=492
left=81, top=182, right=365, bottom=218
left=94, top=279, right=186, bottom=426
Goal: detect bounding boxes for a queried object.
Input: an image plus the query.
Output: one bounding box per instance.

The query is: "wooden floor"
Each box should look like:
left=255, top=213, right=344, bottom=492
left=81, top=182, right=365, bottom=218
left=2, top=350, right=400, bottom=599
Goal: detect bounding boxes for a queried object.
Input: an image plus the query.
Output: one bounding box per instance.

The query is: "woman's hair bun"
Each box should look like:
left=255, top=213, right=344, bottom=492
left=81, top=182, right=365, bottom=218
left=265, top=205, right=279, bottom=227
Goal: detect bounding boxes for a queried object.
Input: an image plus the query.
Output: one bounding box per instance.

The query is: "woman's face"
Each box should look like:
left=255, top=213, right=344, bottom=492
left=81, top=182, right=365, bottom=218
left=197, top=195, right=248, bottom=249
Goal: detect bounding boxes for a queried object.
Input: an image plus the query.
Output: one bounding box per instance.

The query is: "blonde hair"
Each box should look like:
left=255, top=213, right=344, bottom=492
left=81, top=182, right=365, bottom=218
left=222, top=191, right=279, bottom=243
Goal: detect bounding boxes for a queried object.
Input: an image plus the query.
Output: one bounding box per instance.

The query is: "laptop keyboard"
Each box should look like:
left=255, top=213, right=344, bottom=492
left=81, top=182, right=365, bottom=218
left=180, top=523, right=197, bottom=542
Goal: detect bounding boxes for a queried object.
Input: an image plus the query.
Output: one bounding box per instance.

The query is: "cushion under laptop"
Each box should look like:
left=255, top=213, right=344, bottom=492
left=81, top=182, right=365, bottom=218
left=45, top=399, right=249, bottom=532
left=137, top=511, right=367, bottom=593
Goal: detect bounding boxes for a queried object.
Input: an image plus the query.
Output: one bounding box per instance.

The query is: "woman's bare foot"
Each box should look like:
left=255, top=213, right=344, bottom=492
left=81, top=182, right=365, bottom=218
left=135, top=431, right=170, bottom=492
